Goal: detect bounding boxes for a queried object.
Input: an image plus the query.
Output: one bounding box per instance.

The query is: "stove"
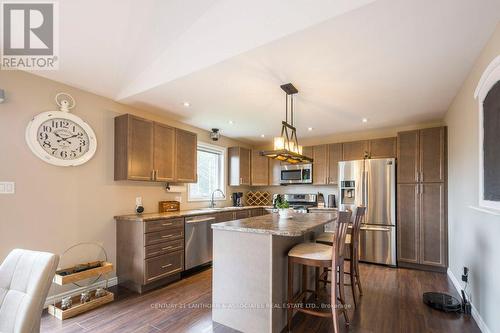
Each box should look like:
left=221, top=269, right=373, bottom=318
left=273, top=193, right=317, bottom=213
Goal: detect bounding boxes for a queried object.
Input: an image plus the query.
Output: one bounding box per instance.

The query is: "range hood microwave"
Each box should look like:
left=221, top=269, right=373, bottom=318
left=280, top=163, right=313, bottom=185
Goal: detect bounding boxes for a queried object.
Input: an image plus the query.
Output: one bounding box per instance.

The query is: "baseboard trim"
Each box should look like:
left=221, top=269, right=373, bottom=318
left=44, top=277, right=118, bottom=308
left=447, top=269, right=490, bottom=333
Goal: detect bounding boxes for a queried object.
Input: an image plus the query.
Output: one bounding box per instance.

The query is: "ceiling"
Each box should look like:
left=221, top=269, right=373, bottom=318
left=34, top=0, right=500, bottom=144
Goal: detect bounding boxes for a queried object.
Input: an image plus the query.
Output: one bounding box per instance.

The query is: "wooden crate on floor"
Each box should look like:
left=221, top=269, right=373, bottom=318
left=48, top=289, right=114, bottom=320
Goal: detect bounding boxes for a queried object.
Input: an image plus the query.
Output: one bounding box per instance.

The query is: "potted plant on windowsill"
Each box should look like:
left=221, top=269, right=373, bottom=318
left=275, top=196, right=293, bottom=219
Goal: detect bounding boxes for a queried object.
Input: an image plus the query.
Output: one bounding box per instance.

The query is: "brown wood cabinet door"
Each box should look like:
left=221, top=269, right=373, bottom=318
left=313, top=145, right=328, bottom=184
left=128, top=115, right=154, bottom=180
left=239, top=147, right=251, bottom=185
left=251, top=150, right=269, bottom=186
left=302, top=146, right=313, bottom=159
left=175, top=129, right=197, bottom=182
left=420, top=183, right=447, bottom=267
left=397, top=184, right=420, bottom=264
left=327, top=143, right=342, bottom=184
left=268, top=159, right=282, bottom=186
left=370, top=137, right=396, bottom=158
left=342, top=140, right=369, bottom=161
left=420, top=127, right=446, bottom=183
left=397, top=130, right=419, bottom=183
left=153, top=123, right=175, bottom=181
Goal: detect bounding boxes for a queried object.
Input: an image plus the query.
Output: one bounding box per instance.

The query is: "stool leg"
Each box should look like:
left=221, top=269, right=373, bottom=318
left=354, top=247, right=363, bottom=296
left=338, top=263, right=350, bottom=326
left=322, top=267, right=328, bottom=287
left=315, top=267, right=320, bottom=300
left=287, top=258, right=293, bottom=331
left=302, top=265, right=308, bottom=303
left=350, top=246, right=357, bottom=308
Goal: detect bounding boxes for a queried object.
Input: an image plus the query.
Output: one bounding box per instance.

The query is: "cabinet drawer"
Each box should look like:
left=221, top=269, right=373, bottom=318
left=144, top=251, right=183, bottom=283
left=145, top=239, right=184, bottom=259
left=216, top=211, right=235, bottom=222
left=145, top=227, right=184, bottom=246
left=144, top=217, right=184, bottom=233
left=249, top=208, right=263, bottom=217
left=234, top=210, right=250, bottom=219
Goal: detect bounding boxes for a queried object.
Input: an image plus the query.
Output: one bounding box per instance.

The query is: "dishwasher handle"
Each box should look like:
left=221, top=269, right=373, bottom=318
left=185, top=217, right=216, bottom=224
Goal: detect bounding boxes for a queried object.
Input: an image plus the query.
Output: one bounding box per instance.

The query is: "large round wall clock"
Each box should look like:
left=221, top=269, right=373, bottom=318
left=25, top=93, right=97, bottom=166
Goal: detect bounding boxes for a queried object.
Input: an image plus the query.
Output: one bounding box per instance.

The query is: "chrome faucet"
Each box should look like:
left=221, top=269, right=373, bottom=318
left=209, top=189, right=226, bottom=208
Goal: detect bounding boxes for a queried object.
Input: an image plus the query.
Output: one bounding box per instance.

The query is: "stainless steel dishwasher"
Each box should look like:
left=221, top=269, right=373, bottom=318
left=184, top=214, right=217, bottom=270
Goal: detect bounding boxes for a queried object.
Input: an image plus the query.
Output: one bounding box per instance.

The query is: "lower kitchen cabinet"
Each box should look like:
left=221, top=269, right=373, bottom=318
left=397, top=184, right=419, bottom=264
left=234, top=210, right=250, bottom=219
left=116, top=217, right=185, bottom=293
left=397, top=183, right=447, bottom=271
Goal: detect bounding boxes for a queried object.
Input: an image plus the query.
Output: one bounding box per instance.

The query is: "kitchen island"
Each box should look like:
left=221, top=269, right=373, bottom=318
left=211, top=212, right=337, bottom=333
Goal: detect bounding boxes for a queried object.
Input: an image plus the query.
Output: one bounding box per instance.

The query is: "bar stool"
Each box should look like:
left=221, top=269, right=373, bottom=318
left=287, top=211, right=352, bottom=333
left=316, top=206, right=366, bottom=307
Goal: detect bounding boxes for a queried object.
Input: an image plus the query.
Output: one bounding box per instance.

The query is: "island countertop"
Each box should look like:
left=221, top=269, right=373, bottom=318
left=211, top=212, right=337, bottom=237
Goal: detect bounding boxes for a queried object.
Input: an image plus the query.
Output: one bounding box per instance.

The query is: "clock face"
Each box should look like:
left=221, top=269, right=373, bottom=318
left=26, top=111, right=97, bottom=166
left=36, top=118, right=90, bottom=160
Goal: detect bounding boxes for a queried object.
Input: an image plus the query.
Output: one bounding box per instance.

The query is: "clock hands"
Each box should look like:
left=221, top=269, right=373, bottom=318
left=54, top=132, right=80, bottom=143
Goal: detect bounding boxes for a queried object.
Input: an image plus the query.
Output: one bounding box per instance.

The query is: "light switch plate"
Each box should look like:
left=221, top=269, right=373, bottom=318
left=0, top=182, right=15, bottom=194
left=135, top=196, right=143, bottom=206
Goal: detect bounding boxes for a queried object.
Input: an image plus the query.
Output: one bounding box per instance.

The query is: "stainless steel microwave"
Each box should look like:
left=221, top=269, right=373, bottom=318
left=280, top=164, right=313, bottom=184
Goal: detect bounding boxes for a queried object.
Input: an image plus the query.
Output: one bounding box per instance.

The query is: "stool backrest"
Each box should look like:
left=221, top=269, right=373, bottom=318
left=351, top=206, right=366, bottom=247
left=334, top=210, right=351, bottom=262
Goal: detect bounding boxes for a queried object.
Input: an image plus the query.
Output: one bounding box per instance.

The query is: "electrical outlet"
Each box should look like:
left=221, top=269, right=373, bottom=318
left=0, top=182, right=15, bottom=194
left=135, top=196, right=143, bottom=206
left=461, top=266, right=469, bottom=283
left=175, top=196, right=182, bottom=203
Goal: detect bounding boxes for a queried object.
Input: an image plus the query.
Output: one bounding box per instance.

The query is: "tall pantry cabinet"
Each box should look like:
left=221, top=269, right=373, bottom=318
left=397, top=127, right=447, bottom=271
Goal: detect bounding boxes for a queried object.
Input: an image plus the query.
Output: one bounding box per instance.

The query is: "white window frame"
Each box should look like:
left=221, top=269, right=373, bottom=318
left=474, top=55, right=500, bottom=211
left=188, top=141, right=226, bottom=202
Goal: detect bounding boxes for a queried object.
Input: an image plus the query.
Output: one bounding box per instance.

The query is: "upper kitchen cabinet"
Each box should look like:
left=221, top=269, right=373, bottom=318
left=228, top=147, right=251, bottom=186
left=397, top=127, right=446, bottom=183
left=327, top=143, right=343, bottom=184
left=268, top=158, right=282, bottom=186
left=420, top=127, right=447, bottom=183
left=251, top=149, right=269, bottom=186
left=397, top=130, right=420, bottom=183
left=153, top=122, right=175, bottom=181
left=175, top=129, right=198, bottom=182
left=115, top=114, right=155, bottom=181
left=114, top=114, right=197, bottom=183
left=369, top=137, right=397, bottom=159
left=342, top=140, right=369, bottom=161
left=312, top=144, right=328, bottom=185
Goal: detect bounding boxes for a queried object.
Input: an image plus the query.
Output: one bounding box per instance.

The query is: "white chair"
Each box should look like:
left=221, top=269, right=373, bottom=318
left=0, top=249, right=59, bottom=333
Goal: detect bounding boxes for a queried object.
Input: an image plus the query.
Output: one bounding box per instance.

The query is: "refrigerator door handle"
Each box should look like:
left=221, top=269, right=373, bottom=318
left=360, top=226, right=392, bottom=232
left=364, top=170, right=369, bottom=208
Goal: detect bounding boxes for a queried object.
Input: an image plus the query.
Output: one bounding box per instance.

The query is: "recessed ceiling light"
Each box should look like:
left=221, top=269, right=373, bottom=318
left=183, top=102, right=190, bottom=107
left=260, top=134, right=265, bottom=138
left=307, top=127, right=313, bottom=131
left=228, top=120, right=234, bottom=125
left=362, top=118, right=368, bottom=123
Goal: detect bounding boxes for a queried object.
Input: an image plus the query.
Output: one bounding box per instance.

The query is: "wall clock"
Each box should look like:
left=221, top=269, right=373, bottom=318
left=25, top=93, right=97, bottom=166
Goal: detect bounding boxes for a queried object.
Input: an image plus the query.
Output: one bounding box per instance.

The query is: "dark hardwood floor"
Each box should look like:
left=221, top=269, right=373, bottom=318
left=41, top=264, right=479, bottom=333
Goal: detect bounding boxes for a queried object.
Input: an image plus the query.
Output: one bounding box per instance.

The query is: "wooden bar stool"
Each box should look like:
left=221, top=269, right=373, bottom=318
left=287, top=211, right=352, bottom=333
left=316, top=206, right=366, bottom=307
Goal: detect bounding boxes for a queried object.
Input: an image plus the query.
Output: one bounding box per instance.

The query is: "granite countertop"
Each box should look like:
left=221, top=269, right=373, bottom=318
left=114, top=206, right=273, bottom=222
left=211, top=212, right=337, bottom=237
left=308, top=207, right=338, bottom=211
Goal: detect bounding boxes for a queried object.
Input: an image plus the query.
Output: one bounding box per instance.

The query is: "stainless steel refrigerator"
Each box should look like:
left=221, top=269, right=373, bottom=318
left=339, top=158, right=396, bottom=266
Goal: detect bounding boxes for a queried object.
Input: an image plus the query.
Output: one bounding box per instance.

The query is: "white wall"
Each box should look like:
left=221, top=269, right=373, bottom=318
left=445, top=23, right=500, bottom=333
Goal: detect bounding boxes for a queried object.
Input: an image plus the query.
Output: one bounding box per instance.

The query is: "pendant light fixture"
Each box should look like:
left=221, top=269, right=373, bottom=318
left=261, top=83, right=313, bottom=164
